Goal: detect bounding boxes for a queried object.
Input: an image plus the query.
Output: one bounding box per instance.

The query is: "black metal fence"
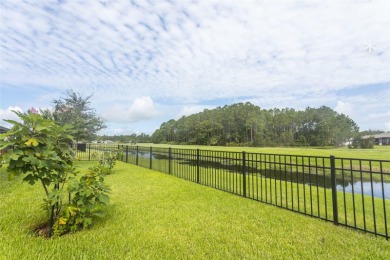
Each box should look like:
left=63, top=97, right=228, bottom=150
left=74, top=144, right=390, bottom=239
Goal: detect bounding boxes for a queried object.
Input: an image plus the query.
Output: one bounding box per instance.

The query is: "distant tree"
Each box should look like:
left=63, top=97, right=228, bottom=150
left=359, top=130, right=384, bottom=136
left=326, top=113, right=359, bottom=147
left=44, top=90, right=106, bottom=142
left=96, top=133, right=151, bottom=144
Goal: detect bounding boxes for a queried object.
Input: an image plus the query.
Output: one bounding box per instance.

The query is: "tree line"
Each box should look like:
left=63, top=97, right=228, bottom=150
left=97, top=133, right=151, bottom=144
left=151, top=102, right=359, bottom=147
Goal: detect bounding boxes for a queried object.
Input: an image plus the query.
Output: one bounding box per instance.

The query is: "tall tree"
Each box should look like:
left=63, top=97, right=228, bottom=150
left=49, top=90, right=106, bottom=142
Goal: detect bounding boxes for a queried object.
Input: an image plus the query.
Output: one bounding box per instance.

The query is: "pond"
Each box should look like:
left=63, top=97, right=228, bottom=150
left=254, top=169, right=390, bottom=199
left=337, top=182, right=390, bottom=199
left=128, top=151, right=168, bottom=160
left=124, top=152, right=390, bottom=199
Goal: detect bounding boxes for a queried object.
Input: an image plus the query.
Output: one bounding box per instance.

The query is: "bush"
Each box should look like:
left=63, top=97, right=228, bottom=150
left=349, top=137, right=374, bottom=149
left=99, top=149, right=121, bottom=173
left=53, top=165, right=110, bottom=236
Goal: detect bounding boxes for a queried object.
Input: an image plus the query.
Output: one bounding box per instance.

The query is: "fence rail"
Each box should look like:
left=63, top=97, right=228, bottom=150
left=74, top=144, right=390, bottom=239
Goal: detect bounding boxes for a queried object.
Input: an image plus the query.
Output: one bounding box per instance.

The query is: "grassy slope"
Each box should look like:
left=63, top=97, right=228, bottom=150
left=136, top=143, right=390, bottom=160
left=0, top=161, right=389, bottom=259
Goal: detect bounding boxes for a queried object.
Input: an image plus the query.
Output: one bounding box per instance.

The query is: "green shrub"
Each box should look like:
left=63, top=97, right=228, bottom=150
left=53, top=165, right=110, bottom=236
left=349, top=137, right=374, bottom=149
left=99, top=149, right=121, bottom=173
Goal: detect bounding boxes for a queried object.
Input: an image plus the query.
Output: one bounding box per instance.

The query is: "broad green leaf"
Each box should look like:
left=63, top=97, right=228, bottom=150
left=23, top=174, right=38, bottom=185
left=15, top=160, right=24, bottom=167
left=30, top=157, right=39, bottom=165
left=35, top=125, right=48, bottom=131
left=0, top=143, right=10, bottom=150
left=98, top=194, right=110, bottom=205
left=22, top=156, right=32, bottom=162
left=10, top=154, right=20, bottom=160
left=67, top=206, right=79, bottom=217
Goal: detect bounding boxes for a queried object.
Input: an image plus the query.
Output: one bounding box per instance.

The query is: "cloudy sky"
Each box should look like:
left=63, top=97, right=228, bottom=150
left=0, top=0, right=389, bottom=135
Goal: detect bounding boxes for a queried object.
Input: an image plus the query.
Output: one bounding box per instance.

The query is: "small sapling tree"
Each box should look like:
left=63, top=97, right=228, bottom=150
left=99, top=148, right=121, bottom=173
left=0, top=110, right=74, bottom=235
left=0, top=110, right=110, bottom=237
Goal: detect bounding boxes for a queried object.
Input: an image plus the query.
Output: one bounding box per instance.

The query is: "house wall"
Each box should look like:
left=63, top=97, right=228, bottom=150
left=375, top=137, right=390, bottom=145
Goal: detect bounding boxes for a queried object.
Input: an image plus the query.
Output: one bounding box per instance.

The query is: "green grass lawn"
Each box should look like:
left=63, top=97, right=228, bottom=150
left=2, top=161, right=388, bottom=259
left=144, top=154, right=390, bottom=236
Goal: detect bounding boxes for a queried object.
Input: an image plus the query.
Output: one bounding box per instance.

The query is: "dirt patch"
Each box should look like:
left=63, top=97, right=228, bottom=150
left=33, top=222, right=51, bottom=238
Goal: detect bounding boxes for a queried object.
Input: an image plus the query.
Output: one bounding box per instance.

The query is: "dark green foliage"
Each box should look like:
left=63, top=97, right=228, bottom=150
left=349, top=136, right=375, bottom=149
left=151, top=102, right=359, bottom=147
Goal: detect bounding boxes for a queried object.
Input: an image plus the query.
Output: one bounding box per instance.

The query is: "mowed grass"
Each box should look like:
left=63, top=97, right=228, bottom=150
left=144, top=155, right=390, bottom=236
left=1, top=161, right=389, bottom=259
left=136, top=143, right=390, bottom=161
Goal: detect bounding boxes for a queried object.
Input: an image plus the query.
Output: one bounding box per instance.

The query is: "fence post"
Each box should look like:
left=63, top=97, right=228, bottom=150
left=330, top=155, right=338, bottom=225
left=125, top=145, right=128, bottom=163
left=150, top=146, right=152, bottom=169
left=242, top=151, right=246, bottom=197
left=136, top=146, right=139, bottom=166
left=169, top=147, right=172, bottom=174
left=88, top=143, right=91, bottom=161
left=196, top=149, right=200, bottom=183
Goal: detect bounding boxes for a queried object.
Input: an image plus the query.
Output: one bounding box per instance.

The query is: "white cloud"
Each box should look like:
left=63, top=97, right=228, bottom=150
left=176, top=105, right=216, bottom=119
left=335, top=101, right=354, bottom=117
left=1, top=0, right=389, bottom=102
left=368, top=111, right=390, bottom=120
left=103, top=96, right=158, bottom=123
left=384, top=122, right=390, bottom=132
left=0, top=106, right=24, bottom=127
left=1, top=0, right=389, bottom=133
left=113, top=128, right=124, bottom=135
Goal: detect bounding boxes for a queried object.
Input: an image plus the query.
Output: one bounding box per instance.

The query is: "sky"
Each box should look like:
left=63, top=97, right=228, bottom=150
left=0, top=0, right=389, bottom=136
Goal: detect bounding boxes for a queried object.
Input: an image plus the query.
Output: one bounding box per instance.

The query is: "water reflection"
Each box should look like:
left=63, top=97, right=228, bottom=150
left=131, top=151, right=168, bottom=160
left=337, top=182, right=390, bottom=199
